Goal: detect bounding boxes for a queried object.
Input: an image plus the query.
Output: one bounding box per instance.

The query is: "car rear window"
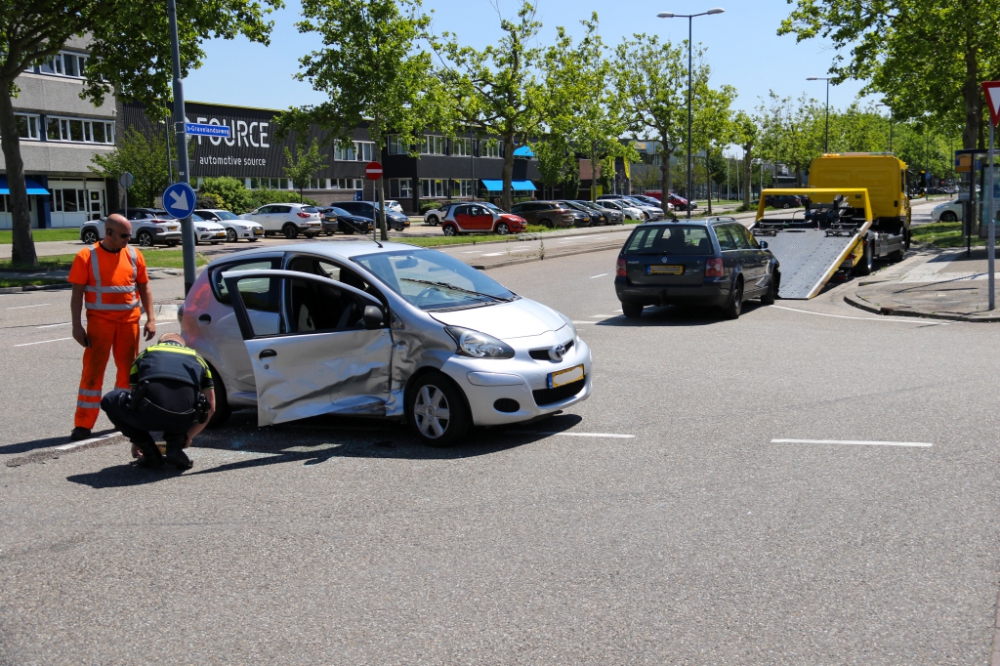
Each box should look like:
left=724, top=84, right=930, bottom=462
left=625, top=225, right=712, bottom=255
left=303, top=206, right=319, bottom=213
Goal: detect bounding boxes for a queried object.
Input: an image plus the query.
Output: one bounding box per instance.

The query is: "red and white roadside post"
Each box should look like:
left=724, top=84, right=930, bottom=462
left=981, top=82, right=1000, bottom=309
left=365, top=161, right=387, bottom=241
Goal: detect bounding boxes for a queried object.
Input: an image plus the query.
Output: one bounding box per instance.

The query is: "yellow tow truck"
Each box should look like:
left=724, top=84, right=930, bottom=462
left=753, top=154, right=911, bottom=299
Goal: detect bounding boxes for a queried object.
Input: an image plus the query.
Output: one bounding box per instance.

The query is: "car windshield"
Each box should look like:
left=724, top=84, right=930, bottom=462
left=625, top=225, right=712, bottom=255
left=483, top=202, right=502, bottom=211
left=353, top=249, right=517, bottom=311
left=216, top=211, right=240, bottom=220
left=191, top=213, right=205, bottom=221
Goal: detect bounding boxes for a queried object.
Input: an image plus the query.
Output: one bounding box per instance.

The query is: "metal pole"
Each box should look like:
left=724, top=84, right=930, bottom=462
left=989, top=122, right=995, bottom=310
left=165, top=121, right=173, bottom=184
left=167, top=0, right=195, bottom=293
left=686, top=15, right=693, bottom=219
left=824, top=79, right=830, bottom=153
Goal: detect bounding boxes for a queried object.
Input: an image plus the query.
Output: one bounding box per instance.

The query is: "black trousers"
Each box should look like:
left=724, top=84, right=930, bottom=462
left=101, top=389, right=194, bottom=449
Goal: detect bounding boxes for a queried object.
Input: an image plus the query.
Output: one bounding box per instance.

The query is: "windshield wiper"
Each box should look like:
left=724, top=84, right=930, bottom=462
left=401, top=278, right=514, bottom=302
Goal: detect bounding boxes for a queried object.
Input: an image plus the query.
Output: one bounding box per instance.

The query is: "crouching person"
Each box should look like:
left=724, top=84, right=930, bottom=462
left=101, top=333, right=215, bottom=470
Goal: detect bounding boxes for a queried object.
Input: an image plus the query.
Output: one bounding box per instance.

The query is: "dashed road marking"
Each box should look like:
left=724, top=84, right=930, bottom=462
left=481, top=252, right=505, bottom=257
left=37, top=322, right=70, bottom=329
left=590, top=273, right=609, bottom=279
left=6, top=303, right=51, bottom=310
left=771, top=438, right=932, bottom=448
left=570, top=320, right=597, bottom=324
left=527, top=432, right=635, bottom=439
left=15, top=336, right=73, bottom=347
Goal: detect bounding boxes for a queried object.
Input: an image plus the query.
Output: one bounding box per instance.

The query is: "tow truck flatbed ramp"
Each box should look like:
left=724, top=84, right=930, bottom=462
left=752, top=188, right=874, bottom=300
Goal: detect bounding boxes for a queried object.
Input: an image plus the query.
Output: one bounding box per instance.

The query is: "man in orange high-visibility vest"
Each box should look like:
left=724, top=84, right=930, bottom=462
left=68, top=214, right=156, bottom=441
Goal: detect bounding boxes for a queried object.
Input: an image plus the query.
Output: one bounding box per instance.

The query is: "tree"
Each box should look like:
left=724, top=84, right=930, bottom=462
left=757, top=92, right=824, bottom=187
left=531, top=136, right=573, bottom=199
left=434, top=1, right=544, bottom=212
left=283, top=139, right=327, bottom=202
left=615, top=34, right=692, bottom=213
left=89, top=127, right=171, bottom=209
left=691, top=79, right=736, bottom=214
left=779, top=0, right=1000, bottom=151
left=0, top=0, right=279, bottom=266
left=731, top=111, right=759, bottom=208
left=276, top=0, right=440, bottom=240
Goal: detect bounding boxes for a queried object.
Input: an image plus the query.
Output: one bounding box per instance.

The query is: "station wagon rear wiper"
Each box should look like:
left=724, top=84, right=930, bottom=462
left=401, top=278, right=514, bottom=302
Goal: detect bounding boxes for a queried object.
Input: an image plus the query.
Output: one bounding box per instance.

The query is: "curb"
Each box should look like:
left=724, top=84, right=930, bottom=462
left=5, top=432, right=125, bottom=468
left=843, top=290, right=1000, bottom=323
left=0, top=282, right=74, bottom=295
left=472, top=243, right=622, bottom=271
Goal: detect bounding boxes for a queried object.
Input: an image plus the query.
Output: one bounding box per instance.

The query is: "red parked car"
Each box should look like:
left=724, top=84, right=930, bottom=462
left=645, top=191, right=698, bottom=212
left=440, top=203, right=527, bottom=236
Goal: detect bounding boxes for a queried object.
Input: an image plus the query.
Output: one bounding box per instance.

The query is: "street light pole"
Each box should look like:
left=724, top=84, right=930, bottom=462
left=658, top=8, right=725, bottom=219
left=807, top=77, right=832, bottom=153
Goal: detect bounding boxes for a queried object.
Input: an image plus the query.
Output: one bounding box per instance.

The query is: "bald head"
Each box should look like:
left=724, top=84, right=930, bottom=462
left=159, top=333, right=186, bottom=346
left=106, top=214, right=131, bottom=234
left=103, top=214, right=132, bottom=250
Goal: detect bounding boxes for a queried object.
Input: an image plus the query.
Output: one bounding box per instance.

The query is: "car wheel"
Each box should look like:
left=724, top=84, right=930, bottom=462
left=205, top=364, right=231, bottom=429
left=81, top=227, right=99, bottom=244
left=167, top=241, right=179, bottom=247
left=723, top=279, right=743, bottom=320
left=941, top=211, right=957, bottom=223
left=305, top=233, right=318, bottom=239
left=137, top=231, right=154, bottom=247
left=342, top=227, right=355, bottom=235
left=406, top=372, right=471, bottom=447
left=442, top=224, right=457, bottom=236
left=643, top=211, right=650, bottom=220
left=226, top=228, right=238, bottom=242
left=495, top=222, right=510, bottom=235
left=761, top=270, right=779, bottom=305
left=248, top=238, right=258, bottom=242
left=539, top=218, right=553, bottom=229
left=427, top=215, right=439, bottom=225
left=854, top=239, right=874, bottom=276
left=622, top=302, right=644, bottom=319
left=283, top=224, right=298, bottom=240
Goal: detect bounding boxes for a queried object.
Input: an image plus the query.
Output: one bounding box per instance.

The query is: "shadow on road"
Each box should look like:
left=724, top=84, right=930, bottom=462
left=0, top=429, right=117, bottom=456
left=66, top=411, right=583, bottom=488
left=595, top=302, right=768, bottom=327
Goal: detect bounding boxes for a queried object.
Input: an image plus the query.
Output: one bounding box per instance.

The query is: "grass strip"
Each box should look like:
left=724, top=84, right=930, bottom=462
left=0, top=278, right=68, bottom=288
left=0, top=229, right=81, bottom=243
left=910, top=221, right=980, bottom=249
left=0, top=248, right=208, bottom=271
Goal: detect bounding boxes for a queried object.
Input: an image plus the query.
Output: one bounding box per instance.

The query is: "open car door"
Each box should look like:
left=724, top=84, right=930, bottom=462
left=221, top=269, right=392, bottom=426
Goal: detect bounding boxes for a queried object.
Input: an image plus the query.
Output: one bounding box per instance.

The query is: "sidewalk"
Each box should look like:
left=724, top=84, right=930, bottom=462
left=844, top=247, right=1000, bottom=322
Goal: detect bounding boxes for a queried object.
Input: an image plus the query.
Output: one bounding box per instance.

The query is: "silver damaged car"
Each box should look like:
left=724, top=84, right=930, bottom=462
left=180, top=241, right=593, bottom=445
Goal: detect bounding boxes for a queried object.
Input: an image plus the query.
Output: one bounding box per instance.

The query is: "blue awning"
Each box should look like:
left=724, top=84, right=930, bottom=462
left=0, top=176, right=50, bottom=196
left=513, top=145, right=535, bottom=158
left=481, top=179, right=536, bottom=192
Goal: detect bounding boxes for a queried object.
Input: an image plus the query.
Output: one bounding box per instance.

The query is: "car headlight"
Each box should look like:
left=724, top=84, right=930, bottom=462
left=445, top=326, right=515, bottom=359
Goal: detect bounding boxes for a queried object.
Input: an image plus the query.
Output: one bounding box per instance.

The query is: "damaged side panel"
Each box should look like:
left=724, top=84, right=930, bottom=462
left=384, top=320, right=454, bottom=419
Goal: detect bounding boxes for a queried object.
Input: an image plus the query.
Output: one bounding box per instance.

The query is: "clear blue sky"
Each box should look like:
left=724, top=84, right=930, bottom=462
left=185, top=0, right=873, bottom=117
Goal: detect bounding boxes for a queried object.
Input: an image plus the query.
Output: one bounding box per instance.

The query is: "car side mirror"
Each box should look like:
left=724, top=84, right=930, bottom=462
left=759, top=240, right=769, bottom=250
left=363, top=305, right=384, bottom=330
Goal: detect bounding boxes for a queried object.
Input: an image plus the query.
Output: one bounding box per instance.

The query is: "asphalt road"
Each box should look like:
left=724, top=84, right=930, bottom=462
left=3, top=224, right=999, bottom=664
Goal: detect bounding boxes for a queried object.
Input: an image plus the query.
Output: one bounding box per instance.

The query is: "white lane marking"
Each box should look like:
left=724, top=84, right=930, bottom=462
left=462, top=250, right=483, bottom=254
left=481, top=252, right=505, bottom=257
left=524, top=432, right=635, bottom=439
left=55, top=432, right=120, bottom=451
left=15, top=336, right=73, bottom=347
left=571, top=320, right=597, bottom=324
left=771, top=304, right=938, bottom=324
left=6, top=303, right=51, bottom=310
left=589, top=314, right=618, bottom=318
left=590, top=273, right=609, bottom=279
left=37, top=322, right=70, bottom=329
left=771, top=438, right=932, bottom=448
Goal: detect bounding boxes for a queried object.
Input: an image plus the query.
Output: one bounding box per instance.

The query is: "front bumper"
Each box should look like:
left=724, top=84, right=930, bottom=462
left=616, top=276, right=732, bottom=308
left=441, top=333, right=593, bottom=427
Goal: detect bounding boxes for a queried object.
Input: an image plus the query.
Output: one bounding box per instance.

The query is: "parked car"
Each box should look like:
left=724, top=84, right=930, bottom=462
left=424, top=202, right=460, bottom=226
left=931, top=197, right=965, bottom=222
left=593, top=199, right=644, bottom=221
left=318, top=206, right=374, bottom=235
left=336, top=200, right=410, bottom=231
left=180, top=242, right=592, bottom=446
left=239, top=203, right=322, bottom=239
left=752, top=194, right=805, bottom=209
left=384, top=199, right=404, bottom=214
left=440, top=203, right=526, bottom=236
left=598, top=194, right=666, bottom=221
left=574, top=200, right=624, bottom=225
left=510, top=201, right=587, bottom=228
left=190, top=213, right=228, bottom=245
left=557, top=200, right=602, bottom=226
left=629, top=193, right=676, bottom=213
left=615, top=217, right=780, bottom=320
left=80, top=208, right=182, bottom=247
left=194, top=209, right=264, bottom=242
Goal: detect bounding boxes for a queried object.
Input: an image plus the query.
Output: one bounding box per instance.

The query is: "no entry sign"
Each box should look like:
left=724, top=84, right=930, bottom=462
left=365, top=161, right=383, bottom=181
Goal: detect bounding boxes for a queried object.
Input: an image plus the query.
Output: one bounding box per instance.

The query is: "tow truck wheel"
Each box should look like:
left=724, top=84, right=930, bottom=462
left=855, top=240, right=874, bottom=276
left=723, top=280, right=743, bottom=320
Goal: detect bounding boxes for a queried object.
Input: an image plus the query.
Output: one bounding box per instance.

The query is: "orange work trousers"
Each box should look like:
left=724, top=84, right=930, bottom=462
left=75, top=317, right=140, bottom=429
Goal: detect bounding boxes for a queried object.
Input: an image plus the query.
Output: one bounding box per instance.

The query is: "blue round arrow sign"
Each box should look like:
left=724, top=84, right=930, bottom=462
left=162, top=182, right=196, bottom=219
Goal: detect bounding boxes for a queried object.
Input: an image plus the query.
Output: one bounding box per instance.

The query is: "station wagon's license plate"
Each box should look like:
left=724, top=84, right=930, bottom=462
left=548, top=364, right=584, bottom=389
left=648, top=264, right=683, bottom=275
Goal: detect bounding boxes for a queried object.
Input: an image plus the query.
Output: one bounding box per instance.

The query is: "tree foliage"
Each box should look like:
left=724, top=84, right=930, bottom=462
left=434, top=1, right=544, bottom=211
left=283, top=139, right=328, bottom=201
left=89, top=127, right=171, bottom=209
left=691, top=78, right=735, bottom=213
left=0, top=0, right=280, bottom=265
left=778, top=0, right=1000, bottom=151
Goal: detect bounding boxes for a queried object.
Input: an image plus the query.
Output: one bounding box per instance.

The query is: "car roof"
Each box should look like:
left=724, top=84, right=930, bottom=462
left=206, top=240, right=424, bottom=266
left=634, top=217, right=737, bottom=228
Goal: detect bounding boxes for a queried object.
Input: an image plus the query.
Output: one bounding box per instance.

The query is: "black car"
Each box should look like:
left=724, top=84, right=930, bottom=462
left=335, top=200, right=410, bottom=231
left=615, top=218, right=780, bottom=320
left=317, top=206, right=373, bottom=235
left=574, top=200, right=624, bottom=224
left=752, top=195, right=808, bottom=209
left=556, top=200, right=601, bottom=226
